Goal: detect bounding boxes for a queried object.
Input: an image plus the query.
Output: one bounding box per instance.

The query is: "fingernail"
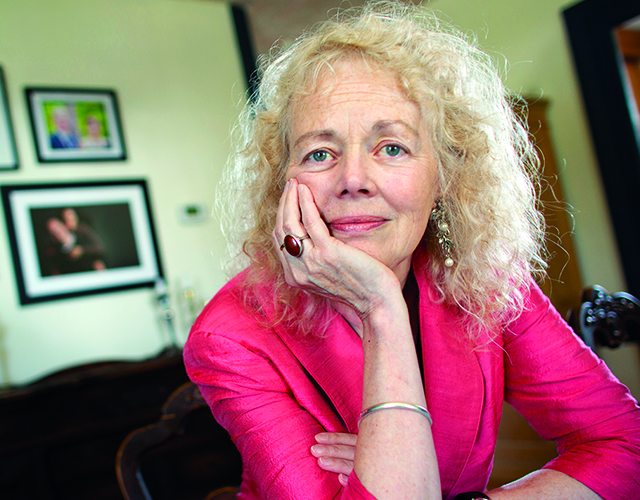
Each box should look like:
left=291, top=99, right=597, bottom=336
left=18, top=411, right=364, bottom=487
left=310, top=444, right=324, bottom=455
left=315, top=433, right=328, bottom=443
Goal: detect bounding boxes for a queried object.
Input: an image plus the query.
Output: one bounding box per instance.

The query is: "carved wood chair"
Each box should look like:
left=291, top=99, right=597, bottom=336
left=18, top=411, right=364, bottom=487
left=567, top=285, right=640, bottom=352
left=116, top=381, right=241, bottom=500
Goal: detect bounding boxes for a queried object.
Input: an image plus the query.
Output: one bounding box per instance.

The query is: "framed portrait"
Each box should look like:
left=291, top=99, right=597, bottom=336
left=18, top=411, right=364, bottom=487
left=0, top=66, right=19, bottom=170
left=25, top=87, right=126, bottom=163
left=1, top=180, right=163, bottom=305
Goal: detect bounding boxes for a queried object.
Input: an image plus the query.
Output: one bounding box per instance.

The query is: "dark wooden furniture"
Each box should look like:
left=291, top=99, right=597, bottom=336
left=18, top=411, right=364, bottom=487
left=520, top=98, right=584, bottom=317
left=0, top=348, right=189, bottom=500
left=203, top=488, right=241, bottom=500
left=116, top=381, right=241, bottom=500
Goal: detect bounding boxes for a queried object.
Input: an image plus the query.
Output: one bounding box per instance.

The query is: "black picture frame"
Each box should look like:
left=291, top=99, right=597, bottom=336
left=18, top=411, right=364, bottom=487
left=563, top=0, right=640, bottom=296
left=25, top=87, right=127, bottom=163
left=1, top=180, right=163, bottom=305
left=0, top=66, right=19, bottom=170
left=231, top=4, right=259, bottom=101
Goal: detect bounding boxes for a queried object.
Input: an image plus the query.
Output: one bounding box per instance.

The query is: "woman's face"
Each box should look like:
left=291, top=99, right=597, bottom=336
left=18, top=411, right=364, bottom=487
left=86, top=116, right=102, bottom=138
left=286, top=59, right=439, bottom=283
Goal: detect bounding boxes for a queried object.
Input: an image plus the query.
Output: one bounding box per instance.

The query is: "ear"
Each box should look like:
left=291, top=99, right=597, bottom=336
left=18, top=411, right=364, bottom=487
left=430, top=194, right=442, bottom=213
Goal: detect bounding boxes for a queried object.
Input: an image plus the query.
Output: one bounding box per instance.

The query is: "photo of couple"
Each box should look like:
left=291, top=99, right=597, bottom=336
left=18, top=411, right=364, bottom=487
left=45, top=102, right=110, bottom=150
left=31, top=204, right=139, bottom=278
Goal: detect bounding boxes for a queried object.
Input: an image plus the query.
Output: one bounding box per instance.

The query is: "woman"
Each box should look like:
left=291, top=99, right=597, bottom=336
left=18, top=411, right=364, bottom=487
left=184, top=2, right=640, bottom=499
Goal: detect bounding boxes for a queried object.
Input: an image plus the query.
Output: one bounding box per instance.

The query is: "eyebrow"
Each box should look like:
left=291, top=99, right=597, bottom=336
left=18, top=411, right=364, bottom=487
left=291, top=120, right=421, bottom=150
left=372, top=120, right=420, bottom=138
left=292, top=129, right=336, bottom=149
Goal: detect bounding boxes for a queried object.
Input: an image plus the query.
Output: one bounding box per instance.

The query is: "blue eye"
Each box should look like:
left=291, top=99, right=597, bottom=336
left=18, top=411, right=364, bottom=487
left=309, top=150, right=329, bottom=162
left=383, top=145, right=404, bottom=157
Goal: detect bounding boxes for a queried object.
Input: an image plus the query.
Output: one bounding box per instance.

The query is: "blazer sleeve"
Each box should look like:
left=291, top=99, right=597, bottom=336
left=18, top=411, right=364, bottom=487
left=184, top=318, right=377, bottom=500
left=503, top=282, right=640, bottom=500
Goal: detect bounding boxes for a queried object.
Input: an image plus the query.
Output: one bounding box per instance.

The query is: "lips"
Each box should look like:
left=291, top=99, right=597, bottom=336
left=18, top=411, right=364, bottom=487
left=327, top=216, right=387, bottom=233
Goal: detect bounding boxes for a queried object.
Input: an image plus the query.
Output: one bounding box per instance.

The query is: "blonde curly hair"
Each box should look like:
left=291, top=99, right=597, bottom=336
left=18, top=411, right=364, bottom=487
left=218, top=1, right=547, bottom=339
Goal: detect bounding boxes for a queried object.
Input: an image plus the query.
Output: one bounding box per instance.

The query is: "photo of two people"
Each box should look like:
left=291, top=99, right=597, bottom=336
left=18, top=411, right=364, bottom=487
left=31, top=204, right=139, bottom=278
left=25, top=88, right=126, bottom=162
left=45, top=102, right=110, bottom=150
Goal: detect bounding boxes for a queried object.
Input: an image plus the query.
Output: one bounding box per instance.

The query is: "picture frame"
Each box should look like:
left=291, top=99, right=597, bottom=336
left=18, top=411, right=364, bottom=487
left=25, top=87, right=126, bottom=163
left=0, top=66, right=19, bottom=170
left=1, top=180, right=163, bottom=305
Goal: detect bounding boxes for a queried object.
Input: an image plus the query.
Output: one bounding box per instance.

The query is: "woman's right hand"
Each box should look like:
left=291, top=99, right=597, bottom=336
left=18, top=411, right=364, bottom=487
left=274, top=179, right=439, bottom=500
left=272, top=178, right=402, bottom=324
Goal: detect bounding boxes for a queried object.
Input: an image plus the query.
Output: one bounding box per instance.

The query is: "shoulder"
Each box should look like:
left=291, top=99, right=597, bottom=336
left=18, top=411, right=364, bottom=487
left=505, top=279, right=567, bottom=340
left=185, top=271, right=308, bottom=362
left=502, top=279, right=606, bottom=381
left=191, top=274, right=252, bottom=330
left=187, top=272, right=274, bottom=348
left=183, top=273, right=287, bottom=384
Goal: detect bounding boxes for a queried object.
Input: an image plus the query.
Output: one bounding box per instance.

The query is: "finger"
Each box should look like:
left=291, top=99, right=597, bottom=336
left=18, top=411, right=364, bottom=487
left=273, top=179, right=292, bottom=250
left=339, top=474, right=348, bottom=487
left=316, top=456, right=354, bottom=476
left=315, top=432, right=358, bottom=446
left=273, top=180, right=302, bottom=286
left=275, top=179, right=295, bottom=235
left=282, top=178, right=305, bottom=236
left=310, top=443, right=355, bottom=461
left=297, top=183, right=331, bottom=244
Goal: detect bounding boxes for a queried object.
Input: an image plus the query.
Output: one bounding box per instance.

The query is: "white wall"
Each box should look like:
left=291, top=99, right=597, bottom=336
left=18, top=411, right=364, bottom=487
left=0, top=0, right=246, bottom=384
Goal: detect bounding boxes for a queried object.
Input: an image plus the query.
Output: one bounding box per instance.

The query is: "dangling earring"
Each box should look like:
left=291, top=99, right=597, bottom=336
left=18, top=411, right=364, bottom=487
left=431, top=199, right=454, bottom=268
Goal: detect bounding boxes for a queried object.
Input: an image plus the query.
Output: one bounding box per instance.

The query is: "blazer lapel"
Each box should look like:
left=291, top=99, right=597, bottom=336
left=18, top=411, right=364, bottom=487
left=272, top=277, right=486, bottom=487
left=275, top=310, right=364, bottom=433
left=255, top=256, right=485, bottom=492
left=416, top=270, right=485, bottom=493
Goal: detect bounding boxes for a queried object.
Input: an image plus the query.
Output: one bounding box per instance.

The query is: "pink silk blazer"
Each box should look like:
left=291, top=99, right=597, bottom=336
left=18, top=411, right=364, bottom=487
left=184, top=262, right=640, bottom=500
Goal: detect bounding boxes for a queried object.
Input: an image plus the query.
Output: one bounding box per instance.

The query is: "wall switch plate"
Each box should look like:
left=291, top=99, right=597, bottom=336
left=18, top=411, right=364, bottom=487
left=178, top=203, right=209, bottom=224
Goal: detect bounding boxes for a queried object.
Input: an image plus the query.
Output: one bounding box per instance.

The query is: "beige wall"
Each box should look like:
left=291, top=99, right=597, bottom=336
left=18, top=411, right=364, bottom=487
left=0, top=0, right=245, bottom=384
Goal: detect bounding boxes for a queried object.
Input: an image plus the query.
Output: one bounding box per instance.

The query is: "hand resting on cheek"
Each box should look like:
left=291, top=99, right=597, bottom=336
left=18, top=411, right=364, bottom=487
left=272, top=178, right=402, bottom=324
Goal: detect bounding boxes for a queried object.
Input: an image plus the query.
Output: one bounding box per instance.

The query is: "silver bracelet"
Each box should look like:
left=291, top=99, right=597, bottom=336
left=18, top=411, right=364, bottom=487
left=358, top=402, right=433, bottom=428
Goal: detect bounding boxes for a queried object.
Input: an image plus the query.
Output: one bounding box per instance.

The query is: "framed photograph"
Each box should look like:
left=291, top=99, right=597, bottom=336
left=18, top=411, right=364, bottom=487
left=1, top=180, right=163, bottom=305
left=0, top=66, right=19, bottom=170
left=25, top=87, right=126, bottom=163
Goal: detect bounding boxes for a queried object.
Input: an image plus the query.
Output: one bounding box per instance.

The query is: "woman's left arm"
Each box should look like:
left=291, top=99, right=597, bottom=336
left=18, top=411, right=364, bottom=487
left=311, top=439, right=604, bottom=499
left=488, top=469, right=602, bottom=499
left=497, top=282, right=640, bottom=500
left=313, top=283, right=640, bottom=499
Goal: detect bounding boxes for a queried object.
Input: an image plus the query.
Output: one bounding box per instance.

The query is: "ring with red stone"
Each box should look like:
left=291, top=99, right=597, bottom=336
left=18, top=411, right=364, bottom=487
left=280, top=234, right=310, bottom=258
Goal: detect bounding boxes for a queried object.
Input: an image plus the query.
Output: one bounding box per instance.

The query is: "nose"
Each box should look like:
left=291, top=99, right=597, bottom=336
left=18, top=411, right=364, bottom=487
left=335, top=150, right=377, bottom=198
